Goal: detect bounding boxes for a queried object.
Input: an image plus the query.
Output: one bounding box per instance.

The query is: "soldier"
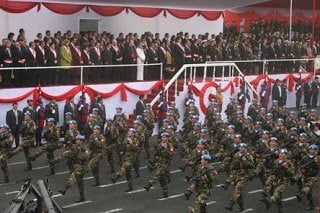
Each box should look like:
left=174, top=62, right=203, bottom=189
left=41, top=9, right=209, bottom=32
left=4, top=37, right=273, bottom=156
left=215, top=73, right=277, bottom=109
left=87, top=125, right=106, bottom=186
left=104, top=118, right=117, bottom=173
left=11, top=112, right=36, bottom=171
left=30, top=118, right=60, bottom=175
left=111, top=128, right=140, bottom=192
left=225, top=97, right=236, bottom=119
left=144, top=132, right=174, bottom=198
left=114, top=113, right=127, bottom=164
left=225, top=143, right=254, bottom=212
left=296, top=144, right=319, bottom=210
left=260, top=149, right=294, bottom=212
left=58, top=135, right=91, bottom=203
left=185, top=154, right=217, bottom=213
left=63, top=120, right=80, bottom=172
left=143, top=109, right=154, bottom=159
left=0, top=124, right=13, bottom=183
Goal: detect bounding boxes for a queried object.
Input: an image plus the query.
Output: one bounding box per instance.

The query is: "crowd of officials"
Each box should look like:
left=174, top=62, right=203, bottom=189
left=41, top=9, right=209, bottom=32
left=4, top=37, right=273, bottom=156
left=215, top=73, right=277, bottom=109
left=0, top=19, right=319, bottom=88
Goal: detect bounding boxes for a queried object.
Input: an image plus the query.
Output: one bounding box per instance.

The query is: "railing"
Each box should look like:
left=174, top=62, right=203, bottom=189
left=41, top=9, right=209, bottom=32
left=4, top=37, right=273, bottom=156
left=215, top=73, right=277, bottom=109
left=206, top=58, right=317, bottom=76
left=0, top=63, right=163, bottom=86
left=150, top=62, right=258, bottom=106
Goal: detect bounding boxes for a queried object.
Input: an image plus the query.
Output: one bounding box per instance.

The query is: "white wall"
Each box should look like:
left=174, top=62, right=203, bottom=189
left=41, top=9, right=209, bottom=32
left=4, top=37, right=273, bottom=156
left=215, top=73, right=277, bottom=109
left=0, top=7, right=223, bottom=41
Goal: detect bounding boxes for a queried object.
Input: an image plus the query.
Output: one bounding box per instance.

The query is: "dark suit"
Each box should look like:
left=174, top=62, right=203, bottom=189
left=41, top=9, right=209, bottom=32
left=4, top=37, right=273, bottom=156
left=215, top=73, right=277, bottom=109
left=102, top=47, right=113, bottom=82
left=135, top=100, right=145, bottom=116
left=6, top=109, right=23, bottom=147
left=303, top=82, right=312, bottom=108
left=90, top=47, right=102, bottom=82
left=36, top=46, right=47, bottom=85
left=11, top=46, right=26, bottom=86
left=173, top=44, right=185, bottom=72
left=25, top=48, right=38, bottom=86
left=64, top=102, right=77, bottom=120
left=45, top=102, right=59, bottom=122
left=272, top=84, right=283, bottom=104
left=0, top=47, right=14, bottom=87
left=45, top=47, right=59, bottom=85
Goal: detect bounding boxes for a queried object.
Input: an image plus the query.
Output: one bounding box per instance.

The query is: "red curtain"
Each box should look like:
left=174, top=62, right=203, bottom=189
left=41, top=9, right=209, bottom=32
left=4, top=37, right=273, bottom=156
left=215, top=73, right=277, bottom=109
left=0, top=89, right=36, bottom=103
left=167, top=9, right=198, bottom=19
left=200, top=11, right=222, bottom=21
left=130, top=7, right=163, bottom=18
left=42, top=3, right=85, bottom=14
left=40, top=85, right=83, bottom=101
left=89, top=5, right=125, bottom=16
left=0, top=1, right=38, bottom=13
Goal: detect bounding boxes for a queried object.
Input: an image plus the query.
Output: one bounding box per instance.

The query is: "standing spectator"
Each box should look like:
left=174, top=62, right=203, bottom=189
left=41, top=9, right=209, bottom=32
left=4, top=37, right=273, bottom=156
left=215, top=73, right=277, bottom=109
left=64, top=96, right=77, bottom=120
left=123, top=38, right=137, bottom=81
left=173, top=37, right=185, bottom=73
left=6, top=102, right=23, bottom=147
left=135, top=95, right=145, bottom=116
left=239, top=18, right=246, bottom=33
left=11, top=40, right=26, bottom=87
left=59, top=39, right=72, bottom=85
left=136, top=41, right=146, bottom=81
left=36, top=100, right=45, bottom=146
left=45, top=98, right=59, bottom=122
left=90, top=42, right=102, bottom=83
left=0, top=39, right=14, bottom=87
left=36, top=40, right=47, bottom=85
left=303, top=78, right=312, bottom=108
left=272, top=79, right=284, bottom=105
left=280, top=82, right=287, bottom=107
left=146, top=43, right=158, bottom=80
left=46, top=42, right=59, bottom=85
left=260, top=81, right=271, bottom=109
left=295, top=77, right=303, bottom=108
left=311, top=77, right=319, bottom=107
left=102, top=42, right=113, bottom=82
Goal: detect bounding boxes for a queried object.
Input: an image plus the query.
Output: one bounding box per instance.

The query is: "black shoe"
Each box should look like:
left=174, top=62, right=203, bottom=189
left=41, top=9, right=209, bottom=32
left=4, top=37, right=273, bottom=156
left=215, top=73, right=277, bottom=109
left=75, top=197, right=85, bottom=203
left=125, top=186, right=133, bottom=192
left=235, top=205, right=244, bottom=212
left=24, top=164, right=32, bottom=171
left=58, top=188, right=67, bottom=195
left=91, top=181, right=100, bottom=186
left=134, top=173, right=139, bottom=178
left=144, top=183, right=152, bottom=192
left=224, top=201, right=234, bottom=211
left=304, top=205, right=314, bottom=211
left=159, top=192, right=168, bottom=199
left=179, top=166, right=186, bottom=172
left=47, top=170, right=55, bottom=176
left=185, top=176, right=192, bottom=182
left=296, top=194, right=302, bottom=202
left=3, top=177, right=9, bottom=183
left=221, top=181, right=230, bottom=190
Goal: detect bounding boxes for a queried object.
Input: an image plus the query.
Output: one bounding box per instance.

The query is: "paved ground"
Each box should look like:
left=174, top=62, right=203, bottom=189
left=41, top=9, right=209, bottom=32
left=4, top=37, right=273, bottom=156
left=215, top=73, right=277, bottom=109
left=0, top=135, right=319, bottom=213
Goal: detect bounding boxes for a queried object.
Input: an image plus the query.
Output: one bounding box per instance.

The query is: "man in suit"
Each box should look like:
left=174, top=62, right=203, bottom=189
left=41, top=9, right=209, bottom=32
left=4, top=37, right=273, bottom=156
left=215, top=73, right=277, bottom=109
left=36, top=40, right=47, bottom=85
left=272, top=79, right=284, bottom=106
left=102, top=42, right=113, bottom=82
left=0, top=39, right=14, bottom=87
left=135, top=95, right=145, bottom=116
left=6, top=102, right=23, bottom=147
left=146, top=43, right=158, bottom=80
left=303, top=78, right=312, bottom=108
left=64, top=96, right=77, bottom=120
left=90, top=42, right=102, bottom=83
left=11, top=40, right=26, bottom=87
left=45, top=98, right=59, bottom=122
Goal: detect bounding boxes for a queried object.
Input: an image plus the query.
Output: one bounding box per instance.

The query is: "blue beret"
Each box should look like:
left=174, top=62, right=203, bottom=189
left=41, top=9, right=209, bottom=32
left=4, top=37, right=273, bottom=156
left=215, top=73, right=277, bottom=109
left=116, top=107, right=122, bottom=110
left=134, top=120, right=143, bottom=125
left=270, top=137, right=278, bottom=141
left=201, top=155, right=211, bottom=161
left=262, top=130, right=269, bottom=134
left=227, top=125, right=235, bottom=129
left=163, top=119, right=170, bottom=123
left=234, top=134, right=242, bottom=138
left=166, top=125, right=175, bottom=130
left=193, top=122, right=201, bottom=127
left=192, top=115, right=199, bottom=119
left=161, top=132, right=170, bottom=137
left=24, top=111, right=31, bottom=116
left=143, top=109, right=150, bottom=113
left=280, top=149, right=288, bottom=154
left=299, top=133, right=308, bottom=138
left=200, top=128, right=208, bottom=133
left=92, top=108, right=99, bottom=111
left=299, top=117, right=306, bottom=121
left=65, top=112, right=72, bottom=116
left=136, top=115, right=143, bottom=120
left=68, top=120, right=77, bottom=124
left=309, top=144, right=318, bottom=150
left=47, top=118, right=55, bottom=122
left=197, top=138, right=206, bottom=144
left=93, top=125, right=101, bottom=129
left=277, top=118, right=284, bottom=122
left=290, top=127, right=298, bottom=131
left=1, top=124, right=9, bottom=129
left=239, top=143, right=247, bottom=148
left=76, top=135, right=85, bottom=141
left=310, top=109, right=316, bottom=113
left=246, top=116, right=253, bottom=121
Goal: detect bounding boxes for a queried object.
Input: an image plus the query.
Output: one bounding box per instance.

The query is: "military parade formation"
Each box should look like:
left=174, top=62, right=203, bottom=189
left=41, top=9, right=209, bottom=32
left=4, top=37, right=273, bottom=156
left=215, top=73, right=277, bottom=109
left=0, top=90, right=319, bottom=213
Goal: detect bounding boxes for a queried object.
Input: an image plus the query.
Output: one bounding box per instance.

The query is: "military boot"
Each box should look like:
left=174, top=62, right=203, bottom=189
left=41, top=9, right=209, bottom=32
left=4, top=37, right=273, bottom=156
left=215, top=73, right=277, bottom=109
left=58, top=185, right=70, bottom=195
left=47, top=168, right=55, bottom=176
left=75, top=191, right=85, bottom=203
left=179, top=165, right=186, bottom=172
left=305, top=194, right=314, bottom=211
left=143, top=182, right=152, bottom=192
left=125, top=183, right=133, bottom=192
left=296, top=191, right=306, bottom=202
left=258, top=192, right=267, bottom=201
left=224, top=200, right=235, bottom=211
left=134, top=169, right=139, bottom=178
left=259, top=198, right=272, bottom=209
left=221, top=180, right=230, bottom=190
left=236, top=202, right=245, bottom=212
left=159, top=191, right=168, bottom=199
left=3, top=171, right=9, bottom=183
left=184, top=190, right=192, bottom=200
left=110, top=175, right=120, bottom=183
left=199, top=204, right=207, bottom=213
left=24, top=163, right=32, bottom=171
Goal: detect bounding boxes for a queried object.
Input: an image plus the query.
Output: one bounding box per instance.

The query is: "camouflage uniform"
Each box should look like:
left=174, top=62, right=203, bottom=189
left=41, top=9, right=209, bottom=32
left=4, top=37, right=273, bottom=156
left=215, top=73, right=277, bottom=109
left=104, top=122, right=118, bottom=173
left=187, top=163, right=217, bottom=213
left=87, top=132, right=106, bottom=185
left=0, top=130, right=13, bottom=183
left=12, top=119, right=36, bottom=170
left=31, top=125, right=60, bottom=175
left=144, top=140, right=174, bottom=198
left=225, top=150, right=254, bottom=211
left=111, top=135, right=140, bottom=191
left=63, top=128, right=80, bottom=171
left=114, top=119, right=127, bottom=163
left=58, top=140, right=91, bottom=202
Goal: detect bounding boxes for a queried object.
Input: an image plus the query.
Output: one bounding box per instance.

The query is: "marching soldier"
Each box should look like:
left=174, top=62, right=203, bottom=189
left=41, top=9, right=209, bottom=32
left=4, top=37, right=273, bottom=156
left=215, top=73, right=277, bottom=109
left=11, top=111, right=36, bottom=171
left=296, top=144, right=319, bottom=210
left=144, top=132, right=174, bottom=198
left=185, top=154, right=218, bottom=213
left=111, top=128, right=140, bottom=192
left=0, top=124, right=13, bottom=183
left=30, top=118, right=60, bottom=175
left=62, top=120, right=79, bottom=172
left=104, top=118, right=117, bottom=173
left=259, top=149, right=294, bottom=212
left=58, top=135, right=91, bottom=203
left=87, top=125, right=106, bottom=186
left=225, top=143, right=254, bottom=212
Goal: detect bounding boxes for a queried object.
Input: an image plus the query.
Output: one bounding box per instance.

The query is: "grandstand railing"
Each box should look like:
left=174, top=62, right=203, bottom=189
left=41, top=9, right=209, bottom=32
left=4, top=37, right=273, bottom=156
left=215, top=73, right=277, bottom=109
left=0, top=63, right=163, bottom=85
left=150, top=62, right=258, bottom=107
left=206, top=58, right=318, bottom=75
